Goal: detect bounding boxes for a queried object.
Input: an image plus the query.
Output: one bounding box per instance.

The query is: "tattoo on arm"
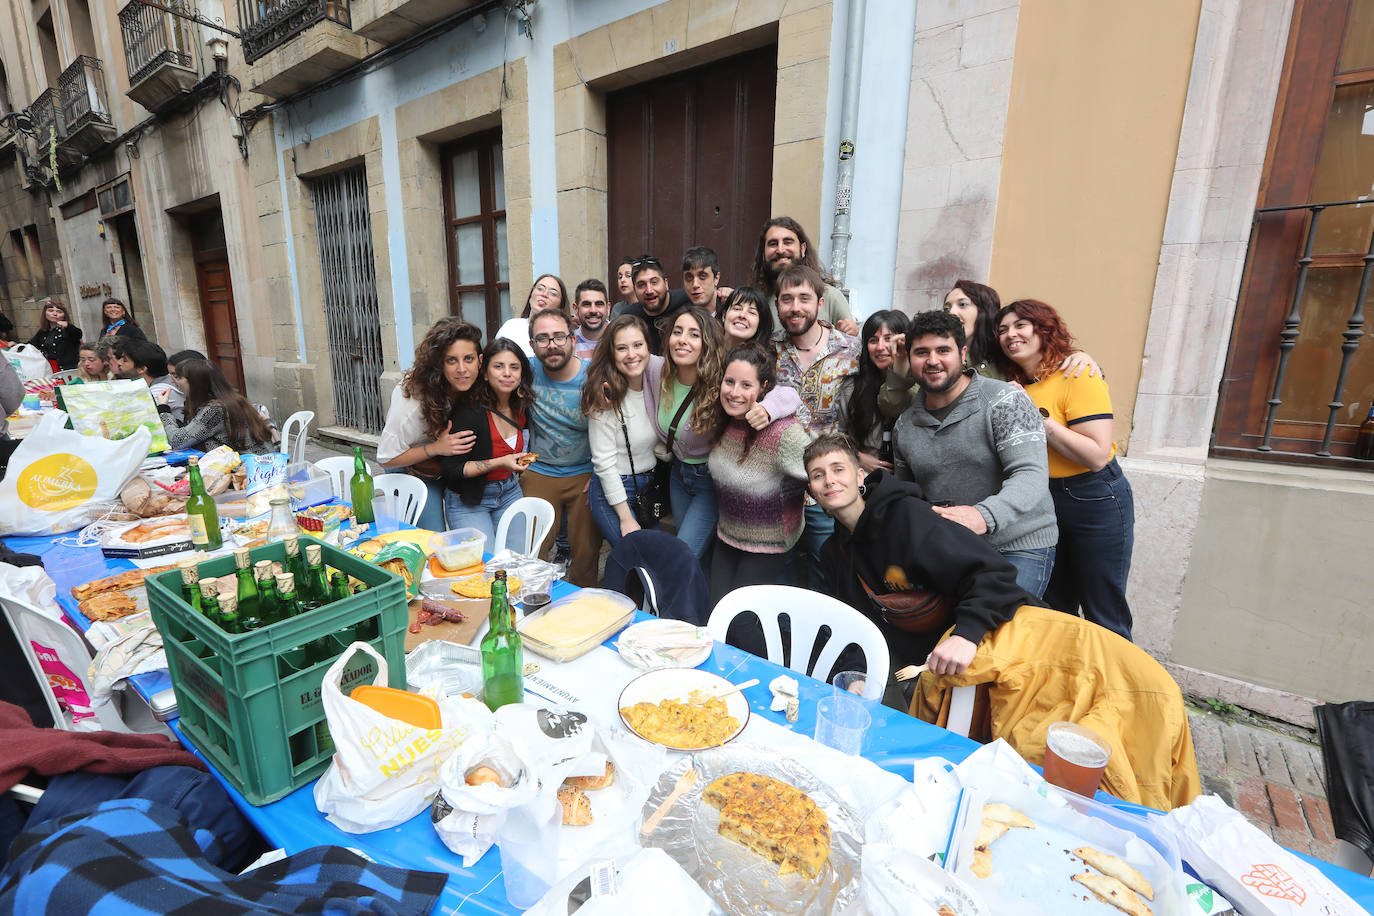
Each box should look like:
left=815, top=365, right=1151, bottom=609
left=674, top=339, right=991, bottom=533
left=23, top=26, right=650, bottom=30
left=468, top=459, right=491, bottom=476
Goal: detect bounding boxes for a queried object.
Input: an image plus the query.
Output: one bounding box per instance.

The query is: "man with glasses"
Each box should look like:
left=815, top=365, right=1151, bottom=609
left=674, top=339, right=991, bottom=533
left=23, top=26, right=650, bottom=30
left=572, top=279, right=610, bottom=360
left=521, top=308, right=602, bottom=586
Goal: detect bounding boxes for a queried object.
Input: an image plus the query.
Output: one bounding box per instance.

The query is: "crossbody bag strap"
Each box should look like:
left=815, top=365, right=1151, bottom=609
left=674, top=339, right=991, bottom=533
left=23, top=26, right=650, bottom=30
left=664, top=389, right=693, bottom=454
left=617, top=405, right=639, bottom=478
left=837, top=542, right=883, bottom=599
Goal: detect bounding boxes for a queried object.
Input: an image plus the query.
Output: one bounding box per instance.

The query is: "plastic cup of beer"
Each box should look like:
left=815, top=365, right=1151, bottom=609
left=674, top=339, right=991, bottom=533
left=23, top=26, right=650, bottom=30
left=1042, top=721, right=1112, bottom=797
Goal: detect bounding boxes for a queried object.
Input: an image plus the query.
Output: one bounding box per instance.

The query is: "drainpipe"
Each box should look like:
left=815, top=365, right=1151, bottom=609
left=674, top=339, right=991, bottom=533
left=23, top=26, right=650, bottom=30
left=829, top=0, right=867, bottom=290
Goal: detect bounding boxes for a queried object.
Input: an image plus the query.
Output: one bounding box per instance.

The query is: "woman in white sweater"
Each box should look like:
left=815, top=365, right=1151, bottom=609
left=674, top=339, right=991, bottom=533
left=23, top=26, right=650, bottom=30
left=580, top=315, right=666, bottom=544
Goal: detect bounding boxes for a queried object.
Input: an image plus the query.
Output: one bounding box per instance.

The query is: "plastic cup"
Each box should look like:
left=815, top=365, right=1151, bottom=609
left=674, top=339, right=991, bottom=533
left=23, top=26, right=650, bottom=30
left=831, top=670, right=869, bottom=699
left=521, top=592, right=551, bottom=616
left=371, top=491, right=399, bottom=534
left=1042, top=721, right=1112, bottom=797
left=814, top=694, right=871, bottom=755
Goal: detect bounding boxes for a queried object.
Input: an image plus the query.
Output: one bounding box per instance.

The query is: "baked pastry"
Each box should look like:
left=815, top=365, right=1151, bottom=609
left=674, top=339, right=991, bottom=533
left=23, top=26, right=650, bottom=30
left=118, top=519, right=191, bottom=544
left=563, top=761, right=615, bottom=791
left=79, top=591, right=138, bottom=621
left=515, top=453, right=538, bottom=468
left=702, top=772, right=830, bottom=880
left=983, top=803, right=1035, bottom=829
left=973, top=820, right=1009, bottom=850
left=1074, top=846, right=1153, bottom=900
left=465, top=765, right=504, bottom=787
left=70, top=564, right=176, bottom=601
left=1071, top=872, right=1153, bottom=916
left=557, top=785, right=593, bottom=826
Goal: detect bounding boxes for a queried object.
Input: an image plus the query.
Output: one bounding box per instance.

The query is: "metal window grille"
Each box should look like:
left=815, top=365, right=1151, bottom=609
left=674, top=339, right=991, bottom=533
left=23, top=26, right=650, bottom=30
left=58, top=56, right=113, bottom=135
left=312, top=165, right=384, bottom=434
left=238, top=0, right=351, bottom=64
left=119, top=0, right=195, bottom=87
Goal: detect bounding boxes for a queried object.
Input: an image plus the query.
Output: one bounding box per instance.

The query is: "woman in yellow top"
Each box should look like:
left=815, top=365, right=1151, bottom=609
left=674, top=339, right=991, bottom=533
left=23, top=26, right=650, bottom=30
left=996, top=299, right=1135, bottom=641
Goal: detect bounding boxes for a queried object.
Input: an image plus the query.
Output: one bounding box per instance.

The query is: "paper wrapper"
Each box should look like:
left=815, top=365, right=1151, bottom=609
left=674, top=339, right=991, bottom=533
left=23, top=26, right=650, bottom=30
left=640, top=745, right=864, bottom=916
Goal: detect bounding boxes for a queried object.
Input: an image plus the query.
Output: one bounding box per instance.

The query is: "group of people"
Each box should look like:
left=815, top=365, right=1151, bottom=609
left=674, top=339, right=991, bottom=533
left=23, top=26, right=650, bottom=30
left=379, top=216, right=1139, bottom=701
left=13, top=296, right=274, bottom=457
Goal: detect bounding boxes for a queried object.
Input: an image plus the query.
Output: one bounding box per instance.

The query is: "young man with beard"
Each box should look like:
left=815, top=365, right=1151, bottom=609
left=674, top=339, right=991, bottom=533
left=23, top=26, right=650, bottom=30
left=892, top=310, right=1058, bottom=597
left=622, top=256, right=687, bottom=354
left=751, top=217, right=859, bottom=336
left=520, top=308, right=603, bottom=586
left=805, top=434, right=1033, bottom=699
left=769, top=265, right=861, bottom=589
left=572, top=279, right=610, bottom=360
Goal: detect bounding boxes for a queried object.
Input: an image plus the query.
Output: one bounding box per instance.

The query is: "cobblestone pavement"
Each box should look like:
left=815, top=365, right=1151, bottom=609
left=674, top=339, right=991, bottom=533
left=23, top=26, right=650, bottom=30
left=304, top=434, right=1368, bottom=874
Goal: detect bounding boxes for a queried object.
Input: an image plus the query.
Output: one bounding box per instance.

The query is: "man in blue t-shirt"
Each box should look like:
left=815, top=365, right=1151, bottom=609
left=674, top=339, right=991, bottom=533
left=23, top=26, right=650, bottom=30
left=521, top=308, right=602, bottom=586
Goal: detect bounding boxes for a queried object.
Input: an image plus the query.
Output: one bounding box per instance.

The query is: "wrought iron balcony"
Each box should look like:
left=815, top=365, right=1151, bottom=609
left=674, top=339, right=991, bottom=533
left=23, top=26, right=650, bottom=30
left=28, top=88, right=63, bottom=147
left=58, top=56, right=116, bottom=154
left=238, top=0, right=351, bottom=64
left=119, top=0, right=199, bottom=109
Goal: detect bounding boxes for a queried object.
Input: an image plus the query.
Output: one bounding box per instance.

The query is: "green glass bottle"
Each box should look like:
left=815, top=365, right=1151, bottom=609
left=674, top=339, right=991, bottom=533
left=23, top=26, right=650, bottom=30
left=233, top=547, right=260, bottom=620
left=178, top=558, right=202, bottom=614
left=349, top=446, right=375, bottom=525
left=480, top=570, right=523, bottom=710
left=254, top=561, right=281, bottom=624
left=217, top=592, right=241, bottom=635
left=283, top=535, right=308, bottom=592
left=198, top=578, right=220, bottom=622
left=302, top=544, right=330, bottom=610
left=275, top=571, right=312, bottom=670
left=328, top=571, right=351, bottom=603
left=184, top=457, right=222, bottom=550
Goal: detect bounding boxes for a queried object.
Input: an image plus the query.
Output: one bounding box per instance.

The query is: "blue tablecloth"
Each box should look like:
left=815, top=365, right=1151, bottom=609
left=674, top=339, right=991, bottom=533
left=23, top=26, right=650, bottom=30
left=10, top=530, right=1374, bottom=914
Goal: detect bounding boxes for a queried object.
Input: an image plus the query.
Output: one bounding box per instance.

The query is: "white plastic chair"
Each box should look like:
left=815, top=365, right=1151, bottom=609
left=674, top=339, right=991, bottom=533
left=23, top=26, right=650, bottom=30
left=493, top=496, right=555, bottom=557
left=707, top=585, right=891, bottom=701
left=47, top=368, right=82, bottom=385
left=0, top=594, right=136, bottom=733
left=314, top=454, right=364, bottom=500
left=373, top=473, right=428, bottom=527
left=280, top=409, right=315, bottom=464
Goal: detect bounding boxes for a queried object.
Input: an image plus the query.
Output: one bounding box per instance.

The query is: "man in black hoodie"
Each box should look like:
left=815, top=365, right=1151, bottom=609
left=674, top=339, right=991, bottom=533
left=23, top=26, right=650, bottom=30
left=804, top=433, right=1036, bottom=683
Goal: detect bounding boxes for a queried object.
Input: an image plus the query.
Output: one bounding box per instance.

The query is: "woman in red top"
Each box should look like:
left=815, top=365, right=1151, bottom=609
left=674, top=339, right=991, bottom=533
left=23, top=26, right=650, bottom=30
left=441, top=338, right=534, bottom=544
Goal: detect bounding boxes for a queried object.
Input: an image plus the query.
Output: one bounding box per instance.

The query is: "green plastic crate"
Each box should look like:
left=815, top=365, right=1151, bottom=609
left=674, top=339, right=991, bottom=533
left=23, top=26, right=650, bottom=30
left=146, top=535, right=408, bottom=805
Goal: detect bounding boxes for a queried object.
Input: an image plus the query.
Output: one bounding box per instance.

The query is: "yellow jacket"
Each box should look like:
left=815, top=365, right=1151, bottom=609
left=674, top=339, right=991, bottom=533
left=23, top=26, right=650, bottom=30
left=911, top=606, right=1202, bottom=811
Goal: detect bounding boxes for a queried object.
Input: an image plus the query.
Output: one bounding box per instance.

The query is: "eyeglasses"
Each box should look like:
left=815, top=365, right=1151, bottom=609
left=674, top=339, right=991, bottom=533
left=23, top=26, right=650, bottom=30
left=532, top=332, right=573, bottom=347
left=632, top=256, right=662, bottom=270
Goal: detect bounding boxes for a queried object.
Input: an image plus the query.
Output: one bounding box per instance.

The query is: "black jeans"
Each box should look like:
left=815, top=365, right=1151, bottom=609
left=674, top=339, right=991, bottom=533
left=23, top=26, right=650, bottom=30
left=1044, top=458, right=1136, bottom=640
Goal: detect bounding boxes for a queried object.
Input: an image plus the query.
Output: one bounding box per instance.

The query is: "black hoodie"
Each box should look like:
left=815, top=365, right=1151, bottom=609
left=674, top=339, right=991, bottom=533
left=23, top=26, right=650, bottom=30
left=820, top=469, right=1037, bottom=667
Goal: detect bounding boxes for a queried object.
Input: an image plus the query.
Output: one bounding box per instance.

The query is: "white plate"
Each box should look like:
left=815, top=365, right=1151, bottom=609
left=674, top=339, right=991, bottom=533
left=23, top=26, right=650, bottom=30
left=617, top=668, right=750, bottom=751
left=616, top=618, right=713, bottom=670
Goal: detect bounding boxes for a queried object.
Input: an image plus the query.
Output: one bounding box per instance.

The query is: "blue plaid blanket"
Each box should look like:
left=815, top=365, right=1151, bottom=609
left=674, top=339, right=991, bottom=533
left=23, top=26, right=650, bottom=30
left=0, top=798, right=447, bottom=915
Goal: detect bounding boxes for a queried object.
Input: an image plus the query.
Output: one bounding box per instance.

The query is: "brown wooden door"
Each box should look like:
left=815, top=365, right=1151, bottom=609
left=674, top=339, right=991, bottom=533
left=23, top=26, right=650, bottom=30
left=195, top=254, right=245, bottom=392
left=606, top=46, right=777, bottom=292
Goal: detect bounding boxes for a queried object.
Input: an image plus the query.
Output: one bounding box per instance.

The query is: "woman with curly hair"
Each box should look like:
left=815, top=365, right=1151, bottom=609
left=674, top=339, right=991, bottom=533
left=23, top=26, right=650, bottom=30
left=645, top=305, right=801, bottom=559
left=155, top=358, right=273, bottom=453
left=28, top=300, right=82, bottom=370
left=377, top=318, right=483, bottom=530
left=717, top=285, right=775, bottom=349
left=441, top=338, right=535, bottom=543
left=997, top=298, right=1135, bottom=640
left=581, top=315, right=662, bottom=544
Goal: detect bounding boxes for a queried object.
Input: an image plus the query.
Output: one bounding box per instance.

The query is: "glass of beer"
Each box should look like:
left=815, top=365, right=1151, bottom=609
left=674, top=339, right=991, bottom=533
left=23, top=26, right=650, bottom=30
left=1042, top=721, right=1112, bottom=797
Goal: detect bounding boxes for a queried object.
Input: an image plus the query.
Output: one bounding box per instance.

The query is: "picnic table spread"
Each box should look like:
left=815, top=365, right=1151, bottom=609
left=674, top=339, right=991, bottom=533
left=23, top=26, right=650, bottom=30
left=9, top=524, right=1374, bottom=916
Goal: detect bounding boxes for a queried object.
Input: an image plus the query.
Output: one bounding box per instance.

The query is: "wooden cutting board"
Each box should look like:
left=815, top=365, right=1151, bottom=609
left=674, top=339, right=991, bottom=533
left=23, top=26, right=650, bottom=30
left=404, top=596, right=486, bottom=651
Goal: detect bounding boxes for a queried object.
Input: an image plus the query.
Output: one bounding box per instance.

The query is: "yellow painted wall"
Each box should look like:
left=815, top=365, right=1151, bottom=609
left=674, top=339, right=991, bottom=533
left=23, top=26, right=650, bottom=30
left=988, top=0, right=1202, bottom=448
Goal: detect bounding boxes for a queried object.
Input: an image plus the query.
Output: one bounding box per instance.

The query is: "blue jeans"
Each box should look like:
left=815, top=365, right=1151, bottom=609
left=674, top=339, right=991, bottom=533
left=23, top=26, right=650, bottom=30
left=1003, top=545, right=1056, bottom=598
left=588, top=471, right=657, bottom=546
left=1045, top=458, right=1135, bottom=640
left=668, top=459, right=717, bottom=560
left=445, top=475, right=523, bottom=549
left=417, top=476, right=446, bottom=532
left=800, top=502, right=834, bottom=591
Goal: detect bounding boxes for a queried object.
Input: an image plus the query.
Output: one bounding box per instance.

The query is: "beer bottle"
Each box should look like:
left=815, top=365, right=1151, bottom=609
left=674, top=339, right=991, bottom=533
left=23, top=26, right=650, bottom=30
left=184, top=457, right=222, bottom=550
left=275, top=572, right=301, bottom=619
left=218, top=592, right=241, bottom=635
left=480, top=570, right=523, bottom=710
left=302, top=544, right=330, bottom=609
left=1356, top=404, right=1374, bottom=460
left=283, top=535, right=308, bottom=591
left=255, top=562, right=281, bottom=624
left=198, top=578, right=220, bottom=622
left=328, top=571, right=351, bottom=604
left=233, top=547, right=260, bottom=620
left=178, top=558, right=202, bottom=613
left=349, top=446, right=375, bottom=525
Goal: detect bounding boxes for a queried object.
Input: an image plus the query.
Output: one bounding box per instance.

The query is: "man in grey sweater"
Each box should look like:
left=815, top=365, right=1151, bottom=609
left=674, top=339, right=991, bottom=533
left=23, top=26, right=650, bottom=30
left=892, top=310, right=1058, bottom=597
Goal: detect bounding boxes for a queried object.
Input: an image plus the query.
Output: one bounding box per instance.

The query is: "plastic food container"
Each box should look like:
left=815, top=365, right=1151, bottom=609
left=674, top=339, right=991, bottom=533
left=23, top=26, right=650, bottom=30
left=406, top=640, right=483, bottom=699
left=431, top=527, right=485, bottom=571
left=516, top=588, right=636, bottom=662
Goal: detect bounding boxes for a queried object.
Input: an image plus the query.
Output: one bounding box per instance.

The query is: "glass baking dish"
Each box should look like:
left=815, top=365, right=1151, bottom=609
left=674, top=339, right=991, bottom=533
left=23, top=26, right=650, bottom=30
left=516, top=588, right=636, bottom=662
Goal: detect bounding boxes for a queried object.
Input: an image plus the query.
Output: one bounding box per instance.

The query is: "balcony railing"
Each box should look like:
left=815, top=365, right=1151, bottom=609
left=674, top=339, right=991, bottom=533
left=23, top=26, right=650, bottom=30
left=59, top=56, right=114, bottom=137
left=28, top=88, right=63, bottom=146
left=119, top=0, right=196, bottom=87
left=238, top=0, right=351, bottom=64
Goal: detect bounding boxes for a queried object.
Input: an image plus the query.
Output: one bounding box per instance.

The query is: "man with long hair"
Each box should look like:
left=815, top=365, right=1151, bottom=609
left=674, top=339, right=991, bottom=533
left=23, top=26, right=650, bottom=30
left=750, top=216, right=858, bottom=336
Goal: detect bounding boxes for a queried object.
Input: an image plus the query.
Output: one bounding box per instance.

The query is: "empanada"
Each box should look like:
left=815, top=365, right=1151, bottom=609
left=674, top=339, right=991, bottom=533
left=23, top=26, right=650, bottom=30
left=1074, top=846, right=1153, bottom=900
left=1072, top=872, right=1153, bottom=916
left=983, top=803, right=1035, bottom=829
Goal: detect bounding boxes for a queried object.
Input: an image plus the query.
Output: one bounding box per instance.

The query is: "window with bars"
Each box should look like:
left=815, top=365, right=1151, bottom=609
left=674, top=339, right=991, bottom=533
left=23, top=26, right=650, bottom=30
left=1216, top=0, right=1374, bottom=464
left=441, top=131, right=508, bottom=340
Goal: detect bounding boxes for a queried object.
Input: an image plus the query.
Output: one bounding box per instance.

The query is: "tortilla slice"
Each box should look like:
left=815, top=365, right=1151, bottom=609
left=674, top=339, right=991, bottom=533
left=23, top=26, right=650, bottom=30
left=1071, top=872, right=1153, bottom=916
left=970, top=847, right=992, bottom=879
left=1074, top=845, right=1153, bottom=900
left=974, top=819, right=1009, bottom=851
left=983, top=802, right=1035, bottom=829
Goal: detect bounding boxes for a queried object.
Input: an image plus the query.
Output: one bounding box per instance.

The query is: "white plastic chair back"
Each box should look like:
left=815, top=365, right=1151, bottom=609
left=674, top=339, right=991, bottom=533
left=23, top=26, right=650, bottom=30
left=47, top=368, right=83, bottom=385
left=0, top=595, right=132, bottom=732
left=707, top=586, right=890, bottom=701
left=493, top=496, right=555, bottom=557
left=280, top=410, right=315, bottom=464
left=313, top=455, right=358, bottom=501
left=373, top=473, right=428, bottom=527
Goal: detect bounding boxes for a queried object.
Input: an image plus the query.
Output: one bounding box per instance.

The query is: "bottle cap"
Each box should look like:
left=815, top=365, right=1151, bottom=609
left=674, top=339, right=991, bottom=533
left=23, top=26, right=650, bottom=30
left=275, top=572, right=295, bottom=590
left=219, top=593, right=237, bottom=613
left=176, top=556, right=196, bottom=569
left=188, top=457, right=199, bottom=467
left=255, top=563, right=274, bottom=582
left=493, top=569, right=507, bottom=580
left=253, top=559, right=273, bottom=571
left=269, top=497, right=288, bottom=506
left=284, top=534, right=299, bottom=554
left=199, top=578, right=218, bottom=597
left=305, top=543, right=322, bottom=564
left=234, top=546, right=250, bottom=565
left=181, top=564, right=200, bottom=583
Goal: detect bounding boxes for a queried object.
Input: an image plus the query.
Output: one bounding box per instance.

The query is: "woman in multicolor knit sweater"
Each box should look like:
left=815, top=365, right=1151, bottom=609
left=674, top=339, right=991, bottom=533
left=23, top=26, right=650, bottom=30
left=706, top=343, right=811, bottom=605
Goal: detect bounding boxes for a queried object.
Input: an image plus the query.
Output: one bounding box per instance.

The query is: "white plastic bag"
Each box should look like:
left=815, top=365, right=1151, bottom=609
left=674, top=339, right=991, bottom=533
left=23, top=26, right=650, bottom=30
left=522, top=848, right=716, bottom=916
left=313, top=642, right=493, bottom=833
left=0, top=410, right=149, bottom=535
left=5, top=343, right=51, bottom=382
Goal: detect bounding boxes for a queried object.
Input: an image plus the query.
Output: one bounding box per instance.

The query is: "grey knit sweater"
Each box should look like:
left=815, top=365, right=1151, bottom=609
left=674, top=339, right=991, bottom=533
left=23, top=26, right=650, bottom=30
left=892, top=371, right=1057, bottom=553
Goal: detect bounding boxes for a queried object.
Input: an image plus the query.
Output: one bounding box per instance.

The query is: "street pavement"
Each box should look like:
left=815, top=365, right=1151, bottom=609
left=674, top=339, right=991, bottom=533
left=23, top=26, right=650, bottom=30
left=303, top=434, right=1368, bottom=873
